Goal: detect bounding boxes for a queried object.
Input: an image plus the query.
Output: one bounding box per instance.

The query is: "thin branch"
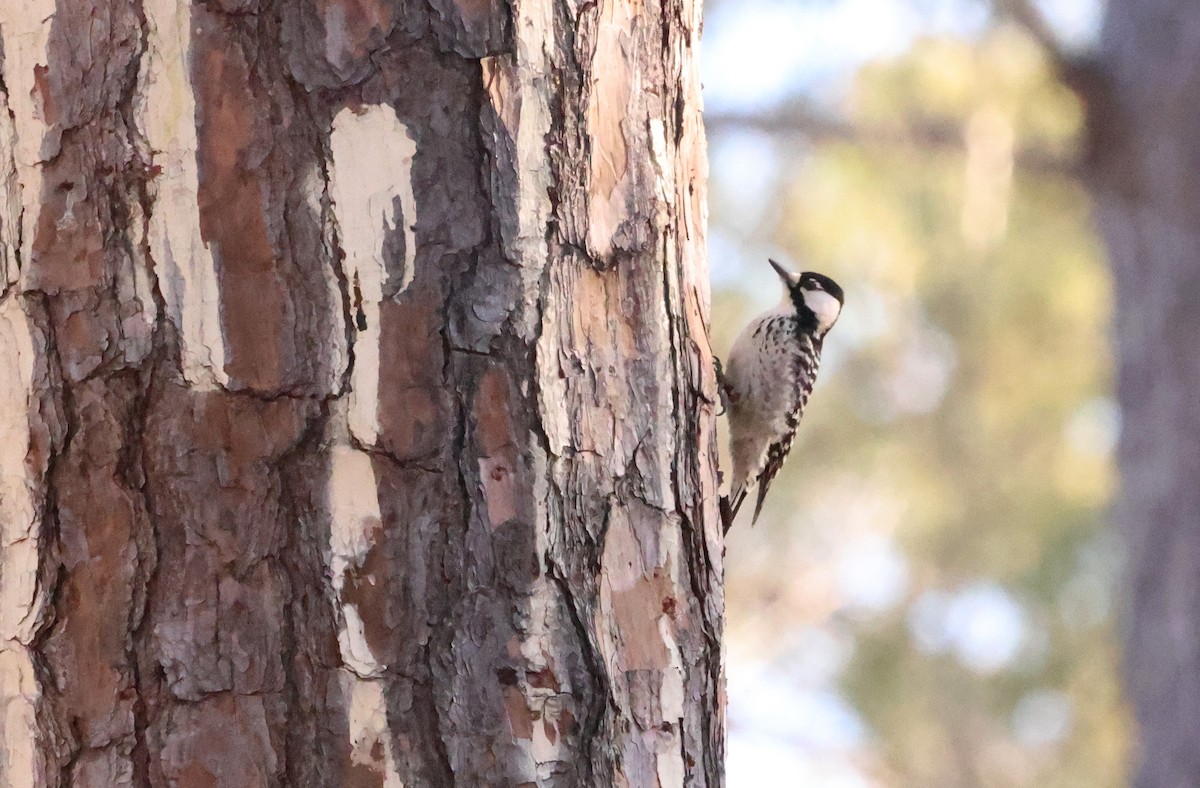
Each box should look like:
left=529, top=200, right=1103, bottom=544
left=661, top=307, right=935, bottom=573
left=992, top=0, right=1070, bottom=64
left=703, top=106, right=1081, bottom=179
left=990, top=0, right=1108, bottom=101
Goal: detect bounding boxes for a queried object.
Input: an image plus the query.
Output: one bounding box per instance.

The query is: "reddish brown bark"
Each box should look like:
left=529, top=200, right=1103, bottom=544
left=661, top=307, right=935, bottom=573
left=0, top=0, right=722, bottom=785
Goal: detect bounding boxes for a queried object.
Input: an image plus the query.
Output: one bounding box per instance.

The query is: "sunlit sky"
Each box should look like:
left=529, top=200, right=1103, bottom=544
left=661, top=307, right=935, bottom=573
left=701, top=1, right=1106, bottom=785
left=703, top=0, right=1102, bottom=113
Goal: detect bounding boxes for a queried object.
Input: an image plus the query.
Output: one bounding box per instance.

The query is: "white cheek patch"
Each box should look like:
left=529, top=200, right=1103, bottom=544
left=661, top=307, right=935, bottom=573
left=803, top=289, right=842, bottom=333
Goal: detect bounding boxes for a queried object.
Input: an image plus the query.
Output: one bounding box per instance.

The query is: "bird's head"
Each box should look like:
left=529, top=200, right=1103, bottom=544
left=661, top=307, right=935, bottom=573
left=769, top=259, right=844, bottom=337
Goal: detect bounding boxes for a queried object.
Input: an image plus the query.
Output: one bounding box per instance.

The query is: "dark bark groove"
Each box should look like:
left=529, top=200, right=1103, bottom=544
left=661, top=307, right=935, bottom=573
left=0, top=0, right=720, bottom=783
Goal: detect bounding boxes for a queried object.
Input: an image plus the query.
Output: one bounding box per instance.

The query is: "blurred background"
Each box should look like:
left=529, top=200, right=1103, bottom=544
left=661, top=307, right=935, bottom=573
left=702, top=1, right=1132, bottom=785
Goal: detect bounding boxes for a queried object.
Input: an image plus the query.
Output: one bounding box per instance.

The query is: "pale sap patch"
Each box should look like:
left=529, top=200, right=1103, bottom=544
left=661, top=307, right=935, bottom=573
left=0, top=300, right=42, bottom=645
left=329, top=105, right=416, bottom=447
left=139, top=0, right=229, bottom=389
left=339, top=606, right=382, bottom=679
left=0, top=0, right=56, bottom=279
left=0, top=302, right=43, bottom=788
left=803, top=288, right=842, bottom=334
left=342, top=677, right=405, bottom=787
left=0, top=88, right=20, bottom=292
left=0, top=650, right=40, bottom=788
left=327, top=445, right=385, bottom=678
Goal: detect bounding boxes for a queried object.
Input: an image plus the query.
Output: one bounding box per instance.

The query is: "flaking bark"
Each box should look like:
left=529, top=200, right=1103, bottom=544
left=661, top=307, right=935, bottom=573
left=0, top=0, right=722, bottom=785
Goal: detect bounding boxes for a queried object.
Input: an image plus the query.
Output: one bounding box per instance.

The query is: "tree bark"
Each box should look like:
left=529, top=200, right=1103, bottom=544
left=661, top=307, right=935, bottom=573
left=0, top=0, right=723, bottom=784
left=1086, top=2, right=1200, bottom=784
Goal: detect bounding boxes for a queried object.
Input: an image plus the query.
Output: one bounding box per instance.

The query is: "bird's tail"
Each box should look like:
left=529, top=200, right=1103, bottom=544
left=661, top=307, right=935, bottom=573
left=751, top=482, right=771, bottom=526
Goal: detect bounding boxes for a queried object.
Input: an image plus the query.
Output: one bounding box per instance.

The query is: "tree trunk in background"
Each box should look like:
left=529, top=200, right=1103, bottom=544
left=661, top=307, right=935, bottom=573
left=1087, top=2, right=1200, bottom=784
left=0, top=0, right=723, bottom=783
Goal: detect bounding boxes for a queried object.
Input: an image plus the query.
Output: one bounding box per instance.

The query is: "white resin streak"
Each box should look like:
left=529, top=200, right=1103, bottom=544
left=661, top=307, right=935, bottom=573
left=328, top=105, right=417, bottom=447
left=0, top=0, right=56, bottom=277
left=0, top=301, right=41, bottom=645
left=327, top=445, right=386, bottom=679
left=0, top=650, right=41, bottom=788
left=0, top=301, right=43, bottom=788
left=0, top=87, right=20, bottom=292
left=327, top=446, right=406, bottom=782
left=343, top=675, right=406, bottom=787
left=138, top=0, right=229, bottom=389
left=0, top=11, right=55, bottom=785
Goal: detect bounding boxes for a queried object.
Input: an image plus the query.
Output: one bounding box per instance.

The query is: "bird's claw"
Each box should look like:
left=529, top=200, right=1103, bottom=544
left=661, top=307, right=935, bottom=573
left=714, top=356, right=730, bottom=416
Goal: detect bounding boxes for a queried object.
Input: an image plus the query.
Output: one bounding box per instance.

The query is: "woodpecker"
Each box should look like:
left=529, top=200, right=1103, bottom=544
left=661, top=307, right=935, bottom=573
left=719, top=259, right=844, bottom=533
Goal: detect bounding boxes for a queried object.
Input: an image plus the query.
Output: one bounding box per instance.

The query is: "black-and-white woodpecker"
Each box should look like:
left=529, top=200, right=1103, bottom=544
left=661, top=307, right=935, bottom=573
left=719, top=259, right=844, bottom=533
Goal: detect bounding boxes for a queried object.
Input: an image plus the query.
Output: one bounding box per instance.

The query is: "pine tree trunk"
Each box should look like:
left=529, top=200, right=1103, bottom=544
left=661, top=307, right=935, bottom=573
left=0, top=0, right=723, bottom=783
left=1088, top=2, right=1200, bottom=784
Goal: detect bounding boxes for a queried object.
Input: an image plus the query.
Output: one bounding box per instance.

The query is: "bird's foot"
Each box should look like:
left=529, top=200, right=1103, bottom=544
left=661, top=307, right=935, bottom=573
left=714, top=356, right=730, bottom=416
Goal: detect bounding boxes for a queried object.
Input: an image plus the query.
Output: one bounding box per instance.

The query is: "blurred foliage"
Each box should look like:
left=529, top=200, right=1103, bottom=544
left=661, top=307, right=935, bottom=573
left=713, top=26, right=1130, bottom=788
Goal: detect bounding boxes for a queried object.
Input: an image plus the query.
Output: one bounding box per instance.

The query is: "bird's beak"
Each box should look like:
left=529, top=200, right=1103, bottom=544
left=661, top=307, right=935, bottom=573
left=768, top=258, right=793, bottom=283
